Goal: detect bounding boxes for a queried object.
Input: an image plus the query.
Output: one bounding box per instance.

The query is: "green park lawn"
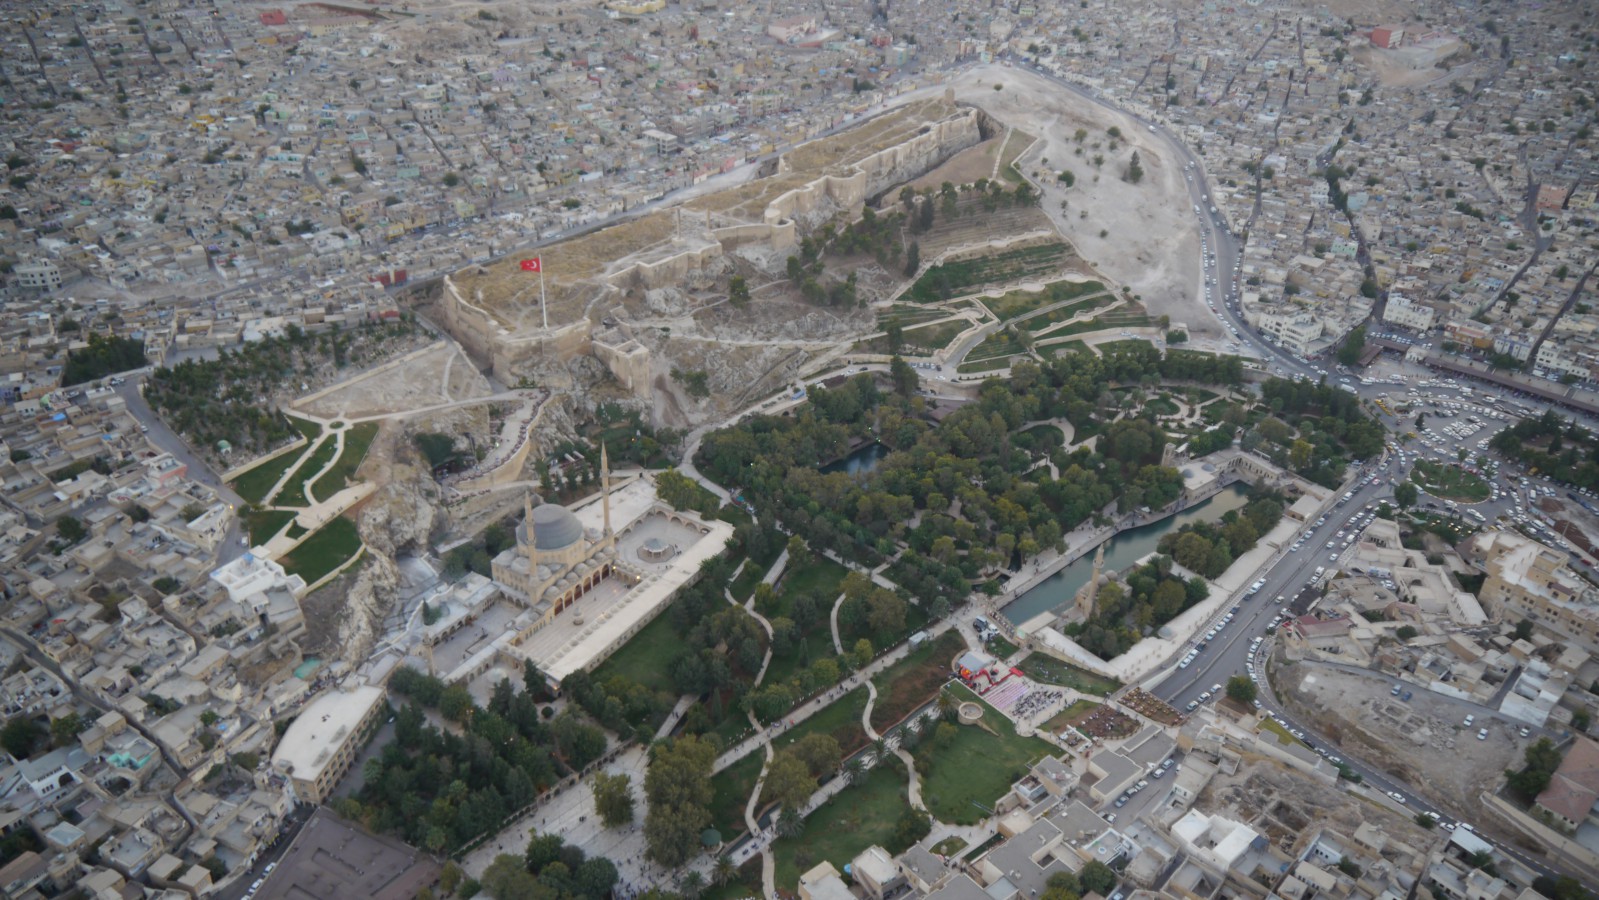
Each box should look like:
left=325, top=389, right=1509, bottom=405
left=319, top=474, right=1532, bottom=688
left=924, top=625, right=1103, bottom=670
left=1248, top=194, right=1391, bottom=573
left=1017, top=653, right=1121, bottom=696
left=273, top=436, right=340, bottom=508
left=772, top=687, right=869, bottom=758
left=708, top=751, right=765, bottom=840
left=310, top=422, right=379, bottom=502
left=771, top=755, right=910, bottom=891
left=1410, top=460, right=1491, bottom=503
left=278, top=516, right=363, bottom=584
left=1042, top=699, right=1101, bottom=734
left=589, top=612, right=682, bottom=695
left=917, top=685, right=1057, bottom=824
left=244, top=509, right=296, bottom=546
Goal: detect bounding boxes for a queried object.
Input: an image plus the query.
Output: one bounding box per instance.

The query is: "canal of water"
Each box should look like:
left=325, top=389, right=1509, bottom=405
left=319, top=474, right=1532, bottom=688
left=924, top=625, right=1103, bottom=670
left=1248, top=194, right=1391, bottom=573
left=1000, top=483, right=1251, bottom=626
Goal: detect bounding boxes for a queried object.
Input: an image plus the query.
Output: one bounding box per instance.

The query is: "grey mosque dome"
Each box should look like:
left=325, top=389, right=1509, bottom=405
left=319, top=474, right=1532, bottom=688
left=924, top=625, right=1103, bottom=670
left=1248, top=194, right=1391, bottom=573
left=519, top=503, right=584, bottom=551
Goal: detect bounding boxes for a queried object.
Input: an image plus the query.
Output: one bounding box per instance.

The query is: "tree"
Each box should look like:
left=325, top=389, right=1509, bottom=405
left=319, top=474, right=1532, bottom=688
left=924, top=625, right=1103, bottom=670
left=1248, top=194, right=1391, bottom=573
left=1415, top=812, right=1436, bottom=829
left=1289, top=439, right=1315, bottom=470
left=904, top=241, right=921, bottom=277
left=592, top=772, right=635, bottom=828
left=1225, top=675, right=1257, bottom=705
left=763, top=754, right=816, bottom=811
left=893, top=806, right=932, bottom=847
left=482, top=854, right=538, bottom=900
left=440, top=861, right=464, bottom=895
left=1395, top=625, right=1418, bottom=641
left=728, top=275, right=750, bottom=307
left=644, top=736, right=716, bottom=867
left=525, top=832, right=565, bottom=872
left=1, top=717, right=45, bottom=759
left=1080, top=860, right=1117, bottom=896
left=55, top=515, right=87, bottom=544
left=1393, top=481, right=1418, bottom=510
left=711, top=855, right=737, bottom=887
left=1506, top=737, right=1563, bottom=800
left=1125, top=150, right=1144, bottom=184
left=1336, top=325, right=1367, bottom=366
left=50, top=713, right=87, bottom=748
left=1514, top=618, right=1534, bottom=641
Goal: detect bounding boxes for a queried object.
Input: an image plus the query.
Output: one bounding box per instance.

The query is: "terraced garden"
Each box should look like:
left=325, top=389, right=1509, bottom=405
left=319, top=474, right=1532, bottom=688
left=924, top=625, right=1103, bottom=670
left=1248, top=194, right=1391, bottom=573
left=984, top=280, right=1106, bottom=322
left=904, top=242, right=1074, bottom=304
left=956, top=330, right=1030, bottom=373
left=996, top=129, right=1036, bottom=184
left=310, top=422, right=379, bottom=502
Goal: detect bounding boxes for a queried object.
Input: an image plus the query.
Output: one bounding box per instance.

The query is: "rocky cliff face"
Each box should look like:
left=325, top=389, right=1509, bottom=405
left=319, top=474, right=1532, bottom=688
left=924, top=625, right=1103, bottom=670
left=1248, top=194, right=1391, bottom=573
left=331, top=431, right=445, bottom=664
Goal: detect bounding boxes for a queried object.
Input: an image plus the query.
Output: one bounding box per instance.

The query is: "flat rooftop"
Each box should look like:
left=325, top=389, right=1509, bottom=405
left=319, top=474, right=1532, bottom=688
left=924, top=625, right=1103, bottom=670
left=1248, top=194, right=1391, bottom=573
left=255, top=807, right=439, bottom=900
left=270, top=684, right=384, bottom=785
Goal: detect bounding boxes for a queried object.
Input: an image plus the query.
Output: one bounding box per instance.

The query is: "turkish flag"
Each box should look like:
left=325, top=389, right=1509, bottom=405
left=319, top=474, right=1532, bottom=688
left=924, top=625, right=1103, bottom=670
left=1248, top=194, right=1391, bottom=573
left=520, top=258, right=542, bottom=272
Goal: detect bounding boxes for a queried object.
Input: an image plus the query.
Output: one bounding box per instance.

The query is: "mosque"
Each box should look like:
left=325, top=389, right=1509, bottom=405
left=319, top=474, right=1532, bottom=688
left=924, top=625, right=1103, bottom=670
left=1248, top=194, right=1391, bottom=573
left=491, top=446, right=627, bottom=617
left=413, top=447, right=738, bottom=689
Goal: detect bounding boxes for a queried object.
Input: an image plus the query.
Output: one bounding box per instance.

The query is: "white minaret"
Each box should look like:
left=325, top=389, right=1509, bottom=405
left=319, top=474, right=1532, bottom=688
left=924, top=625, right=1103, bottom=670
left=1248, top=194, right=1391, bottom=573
left=601, top=444, right=612, bottom=538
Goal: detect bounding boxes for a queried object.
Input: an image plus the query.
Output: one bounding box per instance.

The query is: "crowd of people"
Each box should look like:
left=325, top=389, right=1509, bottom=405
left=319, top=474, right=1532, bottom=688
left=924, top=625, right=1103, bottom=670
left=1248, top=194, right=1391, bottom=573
left=1011, top=686, right=1065, bottom=722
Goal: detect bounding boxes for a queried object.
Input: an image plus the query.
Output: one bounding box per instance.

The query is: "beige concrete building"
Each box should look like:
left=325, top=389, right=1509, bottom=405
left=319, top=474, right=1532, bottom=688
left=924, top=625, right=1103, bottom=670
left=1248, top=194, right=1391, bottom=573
left=1471, top=531, right=1599, bottom=650
left=269, top=684, right=386, bottom=804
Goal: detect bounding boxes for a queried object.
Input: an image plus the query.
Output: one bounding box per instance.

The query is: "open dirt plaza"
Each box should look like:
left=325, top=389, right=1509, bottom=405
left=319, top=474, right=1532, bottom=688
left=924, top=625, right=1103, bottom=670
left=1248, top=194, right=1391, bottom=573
left=943, top=67, right=1229, bottom=352
left=1275, top=661, right=1530, bottom=817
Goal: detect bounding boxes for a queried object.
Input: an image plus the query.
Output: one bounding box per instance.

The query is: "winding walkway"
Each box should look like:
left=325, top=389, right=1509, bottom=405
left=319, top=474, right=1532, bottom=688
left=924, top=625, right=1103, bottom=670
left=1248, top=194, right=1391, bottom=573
left=861, top=681, right=926, bottom=811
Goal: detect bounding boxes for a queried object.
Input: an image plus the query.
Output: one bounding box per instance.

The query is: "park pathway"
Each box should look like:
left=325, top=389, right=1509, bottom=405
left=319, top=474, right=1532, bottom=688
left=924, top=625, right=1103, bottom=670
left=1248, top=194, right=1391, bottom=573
left=861, top=681, right=926, bottom=811
left=828, top=591, right=847, bottom=654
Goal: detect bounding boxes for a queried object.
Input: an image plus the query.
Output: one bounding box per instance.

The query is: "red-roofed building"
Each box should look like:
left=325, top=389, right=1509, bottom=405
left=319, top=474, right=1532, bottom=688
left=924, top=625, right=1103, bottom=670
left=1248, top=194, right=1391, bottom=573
left=1370, top=26, right=1405, bottom=49
left=1534, top=736, right=1599, bottom=831
left=260, top=9, right=287, bottom=26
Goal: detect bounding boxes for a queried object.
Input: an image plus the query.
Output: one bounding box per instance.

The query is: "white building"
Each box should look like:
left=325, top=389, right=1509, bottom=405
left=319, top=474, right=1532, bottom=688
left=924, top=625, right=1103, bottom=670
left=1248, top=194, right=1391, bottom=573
left=1382, top=292, right=1435, bottom=331
left=270, top=684, right=386, bottom=804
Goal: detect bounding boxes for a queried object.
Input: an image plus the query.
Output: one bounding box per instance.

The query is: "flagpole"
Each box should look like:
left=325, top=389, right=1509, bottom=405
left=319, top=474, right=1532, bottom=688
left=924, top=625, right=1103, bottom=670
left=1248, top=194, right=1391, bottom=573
left=539, top=263, right=548, bottom=330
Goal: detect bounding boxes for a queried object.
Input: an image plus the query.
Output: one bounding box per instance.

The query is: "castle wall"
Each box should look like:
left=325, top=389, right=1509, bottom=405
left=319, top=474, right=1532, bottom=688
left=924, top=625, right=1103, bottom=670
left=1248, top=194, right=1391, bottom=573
left=603, top=241, right=724, bottom=293
left=591, top=335, right=652, bottom=400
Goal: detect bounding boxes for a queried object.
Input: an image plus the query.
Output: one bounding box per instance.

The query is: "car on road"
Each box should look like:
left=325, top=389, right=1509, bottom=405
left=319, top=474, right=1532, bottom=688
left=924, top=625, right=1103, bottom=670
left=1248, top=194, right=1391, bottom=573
left=1478, top=728, right=1489, bottom=740
left=1388, top=791, right=1406, bottom=804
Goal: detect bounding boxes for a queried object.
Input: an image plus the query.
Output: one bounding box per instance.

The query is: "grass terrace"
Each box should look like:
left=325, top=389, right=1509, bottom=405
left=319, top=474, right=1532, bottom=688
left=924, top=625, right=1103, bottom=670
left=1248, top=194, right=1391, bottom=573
left=273, top=437, right=340, bottom=508
left=245, top=509, right=296, bottom=546
left=310, top=422, right=379, bottom=502
left=1016, top=654, right=1121, bottom=696
left=918, top=685, right=1057, bottom=824
left=985, top=280, right=1106, bottom=323
left=996, top=129, right=1036, bottom=184
left=771, top=755, right=911, bottom=891
left=905, top=242, right=1074, bottom=304
left=278, top=516, right=363, bottom=584
left=589, top=611, right=683, bottom=695
left=229, top=415, right=322, bottom=505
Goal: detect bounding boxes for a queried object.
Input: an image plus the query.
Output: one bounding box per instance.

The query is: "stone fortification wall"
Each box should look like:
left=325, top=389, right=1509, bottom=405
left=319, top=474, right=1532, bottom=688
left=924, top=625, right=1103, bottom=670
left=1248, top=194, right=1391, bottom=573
left=603, top=241, right=723, bottom=293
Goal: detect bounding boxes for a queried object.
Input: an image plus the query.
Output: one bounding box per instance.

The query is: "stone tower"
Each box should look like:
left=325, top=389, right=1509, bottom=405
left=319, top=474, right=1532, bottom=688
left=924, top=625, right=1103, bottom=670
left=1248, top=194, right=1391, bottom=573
left=524, top=489, right=537, bottom=574
left=1161, top=441, right=1177, bottom=468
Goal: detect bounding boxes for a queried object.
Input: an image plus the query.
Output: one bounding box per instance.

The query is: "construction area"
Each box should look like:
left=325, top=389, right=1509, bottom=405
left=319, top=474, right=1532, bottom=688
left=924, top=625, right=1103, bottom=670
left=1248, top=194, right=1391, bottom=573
left=1273, top=661, right=1531, bottom=818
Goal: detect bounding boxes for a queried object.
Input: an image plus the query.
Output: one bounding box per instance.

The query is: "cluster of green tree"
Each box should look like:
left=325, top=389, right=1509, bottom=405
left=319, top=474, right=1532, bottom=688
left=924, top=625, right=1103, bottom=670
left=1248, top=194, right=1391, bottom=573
left=61, top=334, right=147, bottom=386
left=1040, top=861, right=1119, bottom=900
left=2, top=713, right=89, bottom=759
left=1156, top=489, right=1286, bottom=580
left=1335, top=325, right=1367, bottom=366
left=1186, top=424, right=1238, bottom=457
left=560, top=669, right=675, bottom=746
left=697, top=345, right=1229, bottom=598
left=828, top=206, right=905, bottom=269
left=759, top=733, right=842, bottom=821
left=1488, top=411, right=1599, bottom=490
left=644, top=735, right=717, bottom=866
left=476, top=832, right=619, bottom=900
left=903, top=242, right=1073, bottom=304
left=1065, top=555, right=1211, bottom=659
left=443, top=516, right=519, bottom=580
left=145, top=319, right=417, bottom=455
left=590, top=403, right=678, bottom=468
left=1255, top=377, right=1384, bottom=486
left=338, top=665, right=603, bottom=853
left=1506, top=736, right=1565, bottom=802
